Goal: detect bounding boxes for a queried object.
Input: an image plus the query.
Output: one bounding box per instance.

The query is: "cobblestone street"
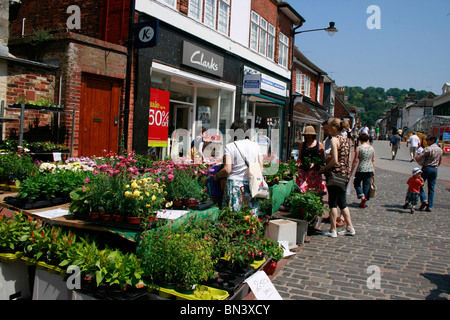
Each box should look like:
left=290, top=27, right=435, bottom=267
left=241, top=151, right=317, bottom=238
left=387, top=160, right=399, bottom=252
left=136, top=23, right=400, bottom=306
left=271, top=141, right=450, bottom=300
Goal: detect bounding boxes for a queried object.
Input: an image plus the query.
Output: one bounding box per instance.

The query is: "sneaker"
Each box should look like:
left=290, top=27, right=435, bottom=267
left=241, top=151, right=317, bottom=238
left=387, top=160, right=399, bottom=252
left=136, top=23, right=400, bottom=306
left=410, top=208, right=414, bottom=214
left=425, top=206, right=432, bottom=212
left=322, top=230, right=337, bottom=238
left=338, top=228, right=356, bottom=236
left=410, top=159, right=414, bottom=162
left=419, top=202, right=428, bottom=210
left=403, top=202, right=409, bottom=209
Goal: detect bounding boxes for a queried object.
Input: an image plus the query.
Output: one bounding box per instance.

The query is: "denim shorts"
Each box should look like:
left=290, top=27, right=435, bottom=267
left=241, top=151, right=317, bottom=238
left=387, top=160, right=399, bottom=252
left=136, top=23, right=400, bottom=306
left=405, top=190, right=420, bottom=206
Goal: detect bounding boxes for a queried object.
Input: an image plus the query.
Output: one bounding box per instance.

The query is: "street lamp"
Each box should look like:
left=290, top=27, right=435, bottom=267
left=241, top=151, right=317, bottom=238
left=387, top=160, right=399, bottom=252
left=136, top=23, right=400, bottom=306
left=294, top=21, right=338, bottom=36
left=287, top=22, right=338, bottom=160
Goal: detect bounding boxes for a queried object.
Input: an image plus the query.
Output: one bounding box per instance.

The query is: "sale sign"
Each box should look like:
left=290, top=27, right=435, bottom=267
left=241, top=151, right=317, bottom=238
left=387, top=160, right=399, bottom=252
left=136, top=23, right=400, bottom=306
left=148, top=88, right=170, bottom=147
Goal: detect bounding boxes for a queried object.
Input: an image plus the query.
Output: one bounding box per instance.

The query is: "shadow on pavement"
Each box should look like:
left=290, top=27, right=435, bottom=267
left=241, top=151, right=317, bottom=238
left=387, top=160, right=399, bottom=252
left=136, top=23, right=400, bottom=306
left=381, top=204, right=406, bottom=214
left=421, top=273, right=450, bottom=300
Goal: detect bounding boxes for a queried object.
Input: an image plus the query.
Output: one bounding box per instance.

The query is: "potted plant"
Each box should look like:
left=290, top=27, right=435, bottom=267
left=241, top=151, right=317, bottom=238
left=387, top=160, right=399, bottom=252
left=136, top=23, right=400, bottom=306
left=137, top=225, right=216, bottom=294
left=282, top=190, right=327, bottom=243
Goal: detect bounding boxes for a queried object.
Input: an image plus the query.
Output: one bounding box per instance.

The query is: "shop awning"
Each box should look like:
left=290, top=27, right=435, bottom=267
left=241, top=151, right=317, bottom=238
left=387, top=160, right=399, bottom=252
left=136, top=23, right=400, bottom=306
left=250, top=94, right=285, bottom=105
left=293, top=101, right=328, bottom=124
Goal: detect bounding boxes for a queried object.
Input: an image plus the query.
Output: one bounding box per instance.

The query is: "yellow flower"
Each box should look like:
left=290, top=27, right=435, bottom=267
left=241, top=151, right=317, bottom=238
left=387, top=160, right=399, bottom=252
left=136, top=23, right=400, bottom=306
left=133, top=190, right=140, bottom=197
left=131, top=181, right=137, bottom=188
left=145, top=192, right=150, bottom=197
left=124, top=191, right=131, bottom=197
left=151, top=195, right=157, bottom=201
left=165, top=201, right=173, bottom=208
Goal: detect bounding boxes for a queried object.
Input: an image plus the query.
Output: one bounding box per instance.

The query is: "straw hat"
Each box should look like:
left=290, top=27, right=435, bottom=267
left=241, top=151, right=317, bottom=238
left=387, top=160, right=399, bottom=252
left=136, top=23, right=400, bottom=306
left=304, top=126, right=317, bottom=135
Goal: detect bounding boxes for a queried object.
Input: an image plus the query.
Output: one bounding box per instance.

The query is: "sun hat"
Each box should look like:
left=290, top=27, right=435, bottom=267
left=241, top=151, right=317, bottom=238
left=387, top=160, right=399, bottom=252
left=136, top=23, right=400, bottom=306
left=304, top=126, right=316, bottom=135
left=412, top=167, right=422, bottom=175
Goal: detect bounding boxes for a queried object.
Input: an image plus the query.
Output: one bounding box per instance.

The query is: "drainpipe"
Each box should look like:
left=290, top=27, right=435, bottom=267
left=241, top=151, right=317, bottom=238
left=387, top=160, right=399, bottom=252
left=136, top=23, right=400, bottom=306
left=123, top=0, right=136, bottom=152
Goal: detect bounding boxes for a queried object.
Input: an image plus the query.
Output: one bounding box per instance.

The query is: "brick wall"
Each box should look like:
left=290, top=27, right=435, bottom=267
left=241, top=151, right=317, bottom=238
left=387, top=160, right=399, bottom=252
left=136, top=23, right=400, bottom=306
left=9, top=0, right=101, bottom=39
left=3, top=61, right=58, bottom=141
left=251, top=0, right=293, bottom=68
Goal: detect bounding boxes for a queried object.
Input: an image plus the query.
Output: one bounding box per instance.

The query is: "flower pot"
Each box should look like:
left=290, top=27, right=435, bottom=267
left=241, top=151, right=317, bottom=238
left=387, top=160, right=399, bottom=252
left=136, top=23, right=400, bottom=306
left=173, top=200, right=184, bottom=208
left=89, top=212, right=100, bottom=220
left=263, top=260, right=277, bottom=276
left=112, top=214, right=124, bottom=222
left=101, top=214, right=112, bottom=221
left=186, top=198, right=198, bottom=207
left=126, top=216, right=142, bottom=224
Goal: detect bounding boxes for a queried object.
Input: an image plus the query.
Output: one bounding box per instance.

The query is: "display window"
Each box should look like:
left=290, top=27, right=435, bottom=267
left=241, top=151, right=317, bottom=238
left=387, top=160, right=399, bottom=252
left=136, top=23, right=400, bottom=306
left=149, top=65, right=235, bottom=160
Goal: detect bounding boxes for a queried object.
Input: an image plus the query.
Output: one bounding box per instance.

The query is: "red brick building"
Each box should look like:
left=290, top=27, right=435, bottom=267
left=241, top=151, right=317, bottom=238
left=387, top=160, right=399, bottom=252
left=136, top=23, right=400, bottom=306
left=5, top=0, right=132, bottom=157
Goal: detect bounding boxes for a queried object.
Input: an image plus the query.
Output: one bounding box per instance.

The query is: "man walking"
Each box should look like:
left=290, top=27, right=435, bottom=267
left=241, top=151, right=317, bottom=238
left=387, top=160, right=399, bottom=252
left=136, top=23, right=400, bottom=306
left=406, top=132, right=421, bottom=162
left=390, top=130, right=402, bottom=160
left=415, top=136, right=443, bottom=212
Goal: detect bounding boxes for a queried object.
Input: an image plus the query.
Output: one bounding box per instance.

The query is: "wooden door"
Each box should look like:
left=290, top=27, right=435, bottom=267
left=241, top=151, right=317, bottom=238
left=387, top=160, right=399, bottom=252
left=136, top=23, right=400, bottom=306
left=79, top=75, right=121, bottom=157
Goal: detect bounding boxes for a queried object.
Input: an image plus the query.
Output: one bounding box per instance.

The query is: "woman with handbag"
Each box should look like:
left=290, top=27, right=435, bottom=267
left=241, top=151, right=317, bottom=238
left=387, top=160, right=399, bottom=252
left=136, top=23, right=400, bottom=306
left=350, top=133, right=375, bottom=208
left=318, top=118, right=355, bottom=238
left=214, top=120, right=264, bottom=214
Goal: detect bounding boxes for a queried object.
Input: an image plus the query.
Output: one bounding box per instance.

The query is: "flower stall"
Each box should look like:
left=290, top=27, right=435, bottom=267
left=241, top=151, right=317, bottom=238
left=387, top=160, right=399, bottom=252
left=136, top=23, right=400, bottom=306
left=0, top=150, right=301, bottom=300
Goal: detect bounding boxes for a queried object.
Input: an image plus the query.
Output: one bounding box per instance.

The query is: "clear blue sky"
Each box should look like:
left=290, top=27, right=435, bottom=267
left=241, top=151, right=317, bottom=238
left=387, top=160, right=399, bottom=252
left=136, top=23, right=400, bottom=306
left=291, top=0, right=450, bottom=95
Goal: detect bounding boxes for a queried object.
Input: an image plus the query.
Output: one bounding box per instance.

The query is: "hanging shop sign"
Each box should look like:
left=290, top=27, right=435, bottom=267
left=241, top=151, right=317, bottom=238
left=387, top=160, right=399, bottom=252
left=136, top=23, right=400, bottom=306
left=243, top=73, right=261, bottom=95
left=244, top=66, right=288, bottom=97
left=148, top=88, right=170, bottom=147
left=135, top=19, right=159, bottom=49
left=182, top=41, right=224, bottom=77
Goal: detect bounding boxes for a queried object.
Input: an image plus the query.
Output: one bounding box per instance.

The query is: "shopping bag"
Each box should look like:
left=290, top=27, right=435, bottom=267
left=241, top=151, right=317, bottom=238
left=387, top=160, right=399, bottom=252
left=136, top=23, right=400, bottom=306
left=369, top=176, right=376, bottom=198
left=234, top=142, right=269, bottom=199
left=248, top=162, right=270, bottom=199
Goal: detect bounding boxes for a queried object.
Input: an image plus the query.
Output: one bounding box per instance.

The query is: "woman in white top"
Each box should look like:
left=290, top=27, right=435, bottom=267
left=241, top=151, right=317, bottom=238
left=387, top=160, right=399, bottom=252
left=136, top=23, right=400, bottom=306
left=214, top=120, right=263, bottom=214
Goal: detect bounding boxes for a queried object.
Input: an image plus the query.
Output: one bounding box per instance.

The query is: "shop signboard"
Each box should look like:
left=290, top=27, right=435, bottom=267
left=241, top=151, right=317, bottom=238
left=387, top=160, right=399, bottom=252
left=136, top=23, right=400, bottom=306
left=182, top=41, right=224, bottom=77
left=134, top=19, right=159, bottom=49
left=243, top=73, right=261, bottom=94
left=244, top=66, right=287, bottom=97
left=148, top=88, right=170, bottom=147
left=442, top=132, right=450, bottom=142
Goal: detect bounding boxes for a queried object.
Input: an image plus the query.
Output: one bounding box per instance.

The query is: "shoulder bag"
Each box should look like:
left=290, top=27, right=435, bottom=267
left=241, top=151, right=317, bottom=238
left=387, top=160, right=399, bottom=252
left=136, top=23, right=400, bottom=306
left=326, top=173, right=348, bottom=191
left=234, top=142, right=270, bottom=199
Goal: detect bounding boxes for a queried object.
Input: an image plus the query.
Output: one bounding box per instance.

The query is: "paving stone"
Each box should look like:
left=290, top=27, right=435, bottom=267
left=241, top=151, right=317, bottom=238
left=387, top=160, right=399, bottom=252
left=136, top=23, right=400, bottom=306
left=270, top=144, right=450, bottom=300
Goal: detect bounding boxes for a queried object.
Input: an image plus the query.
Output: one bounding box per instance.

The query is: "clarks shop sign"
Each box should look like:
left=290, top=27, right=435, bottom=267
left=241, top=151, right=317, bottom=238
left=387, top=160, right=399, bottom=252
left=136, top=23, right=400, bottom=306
left=182, top=41, right=224, bottom=77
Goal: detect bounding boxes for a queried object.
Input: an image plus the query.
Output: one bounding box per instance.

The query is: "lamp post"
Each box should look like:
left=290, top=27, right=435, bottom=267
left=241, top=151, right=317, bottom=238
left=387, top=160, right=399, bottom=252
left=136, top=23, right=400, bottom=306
left=287, top=22, right=338, bottom=160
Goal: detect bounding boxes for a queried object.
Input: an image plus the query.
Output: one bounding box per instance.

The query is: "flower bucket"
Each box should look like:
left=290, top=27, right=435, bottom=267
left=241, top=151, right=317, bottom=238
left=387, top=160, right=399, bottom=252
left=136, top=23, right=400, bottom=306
left=126, top=216, right=142, bottom=224
left=89, top=212, right=100, bottom=220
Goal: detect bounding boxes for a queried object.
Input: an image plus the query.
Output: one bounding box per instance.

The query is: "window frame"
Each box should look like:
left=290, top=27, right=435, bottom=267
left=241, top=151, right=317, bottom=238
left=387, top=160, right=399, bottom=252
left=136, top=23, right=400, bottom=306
left=278, top=32, right=289, bottom=68
left=188, top=0, right=203, bottom=22
left=157, top=0, right=177, bottom=9
left=217, top=0, right=230, bottom=35
left=204, top=0, right=217, bottom=29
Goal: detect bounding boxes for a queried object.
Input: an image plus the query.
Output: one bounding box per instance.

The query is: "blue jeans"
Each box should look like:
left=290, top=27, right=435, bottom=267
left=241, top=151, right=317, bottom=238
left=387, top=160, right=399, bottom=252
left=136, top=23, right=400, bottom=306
left=354, top=172, right=373, bottom=201
left=419, top=166, right=438, bottom=209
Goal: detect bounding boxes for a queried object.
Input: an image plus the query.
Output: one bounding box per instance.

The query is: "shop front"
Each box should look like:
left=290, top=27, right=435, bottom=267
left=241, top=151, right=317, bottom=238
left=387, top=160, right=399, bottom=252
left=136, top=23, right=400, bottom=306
left=241, top=66, right=289, bottom=162
left=133, top=20, right=240, bottom=158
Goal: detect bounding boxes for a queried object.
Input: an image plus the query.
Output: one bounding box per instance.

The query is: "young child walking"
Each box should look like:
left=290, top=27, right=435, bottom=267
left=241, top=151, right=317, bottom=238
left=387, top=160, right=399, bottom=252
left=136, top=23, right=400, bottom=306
left=403, top=167, right=424, bottom=214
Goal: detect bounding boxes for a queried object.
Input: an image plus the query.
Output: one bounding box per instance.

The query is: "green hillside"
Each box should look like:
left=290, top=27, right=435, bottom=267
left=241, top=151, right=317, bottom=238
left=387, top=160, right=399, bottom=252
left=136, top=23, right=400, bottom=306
left=344, top=86, right=434, bottom=127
